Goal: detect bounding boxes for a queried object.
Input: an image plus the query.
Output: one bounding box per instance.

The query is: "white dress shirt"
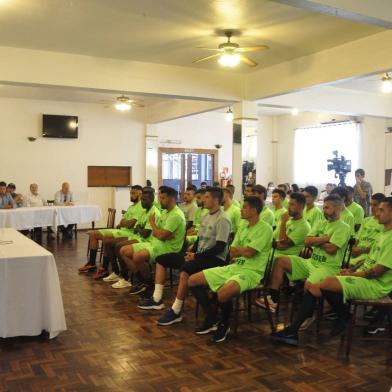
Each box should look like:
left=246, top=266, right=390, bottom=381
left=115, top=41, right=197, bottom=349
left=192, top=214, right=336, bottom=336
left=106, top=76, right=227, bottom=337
left=24, top=192, right=47, bottom=207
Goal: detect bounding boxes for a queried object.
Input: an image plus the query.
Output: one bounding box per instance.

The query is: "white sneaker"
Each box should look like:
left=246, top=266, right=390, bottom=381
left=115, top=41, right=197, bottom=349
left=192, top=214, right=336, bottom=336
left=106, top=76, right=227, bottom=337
left=112, top=278, right=132, bottom=289
left=103, top=272, right=120, bottom=283
left=255, top=295, right=277, bottom=313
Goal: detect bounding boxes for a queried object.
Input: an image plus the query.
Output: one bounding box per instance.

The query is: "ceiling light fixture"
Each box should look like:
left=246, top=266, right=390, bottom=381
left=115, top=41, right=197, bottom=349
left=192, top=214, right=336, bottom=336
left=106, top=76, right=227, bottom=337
left=115, top=96, right=132, bottom=111
left=218, top=53, right=241, bottom=67
left=381, top=73, right=392, bottom=94
left=226, top=108, right=234, bottom=121
left=291, top=108, right=299, bottom=116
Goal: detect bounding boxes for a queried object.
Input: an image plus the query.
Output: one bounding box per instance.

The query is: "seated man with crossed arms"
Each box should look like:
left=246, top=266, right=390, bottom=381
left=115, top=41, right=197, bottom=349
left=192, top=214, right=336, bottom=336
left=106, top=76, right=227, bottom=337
left=189, top=196, right=273, bottom=343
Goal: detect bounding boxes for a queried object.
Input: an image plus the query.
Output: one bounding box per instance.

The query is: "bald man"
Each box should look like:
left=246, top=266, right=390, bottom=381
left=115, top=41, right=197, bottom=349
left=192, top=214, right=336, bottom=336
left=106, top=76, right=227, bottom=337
left=54, top=182, right=75, bottom=238
left=25, top=183, right=47, bottom=207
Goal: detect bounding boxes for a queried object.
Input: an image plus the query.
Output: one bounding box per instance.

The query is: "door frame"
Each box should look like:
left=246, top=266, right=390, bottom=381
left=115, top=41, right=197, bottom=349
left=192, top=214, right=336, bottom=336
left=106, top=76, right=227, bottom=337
left=158, top=147, right=219, bottom=189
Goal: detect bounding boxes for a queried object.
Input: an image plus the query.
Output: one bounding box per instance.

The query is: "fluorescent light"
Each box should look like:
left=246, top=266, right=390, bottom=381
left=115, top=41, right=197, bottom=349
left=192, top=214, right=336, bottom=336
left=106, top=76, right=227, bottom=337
left=291, top=108, right=299, bottom=116
left=218, top=53, right=240, bottom=67
left=226, top=108, right=233, bottom=121
left=381, top=74, right=392, bottom=94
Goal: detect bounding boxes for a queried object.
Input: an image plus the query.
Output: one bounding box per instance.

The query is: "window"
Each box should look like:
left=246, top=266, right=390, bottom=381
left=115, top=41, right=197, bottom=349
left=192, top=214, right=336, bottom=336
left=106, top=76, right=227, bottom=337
left=294, top=121, right=360, bottom=187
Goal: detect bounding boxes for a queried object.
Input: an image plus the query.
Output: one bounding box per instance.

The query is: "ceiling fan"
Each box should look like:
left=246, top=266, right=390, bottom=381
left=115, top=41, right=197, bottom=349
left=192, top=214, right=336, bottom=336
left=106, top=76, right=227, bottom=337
left=113, top=95, right=145, bottom=111
left=193, top=31, right=269, bottom=68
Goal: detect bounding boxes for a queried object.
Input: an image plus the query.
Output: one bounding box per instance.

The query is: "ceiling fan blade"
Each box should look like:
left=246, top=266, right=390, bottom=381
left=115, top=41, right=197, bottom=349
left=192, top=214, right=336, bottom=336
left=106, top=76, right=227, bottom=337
left=240, top=55, right=258, bottom=67
left=131, top=102, right=145, bottom=108
left=236, top=45, right=269, bottom=53
left=196, top=47, right=222, bottom=51
left=192, top=53, right=221, bottom=64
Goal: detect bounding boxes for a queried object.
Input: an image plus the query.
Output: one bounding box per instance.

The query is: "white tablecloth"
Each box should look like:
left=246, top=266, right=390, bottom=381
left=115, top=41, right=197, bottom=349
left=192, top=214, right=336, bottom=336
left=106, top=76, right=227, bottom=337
left=0, top=204, right=102, bottom=231
left=0, top=229, right=66, bottom=338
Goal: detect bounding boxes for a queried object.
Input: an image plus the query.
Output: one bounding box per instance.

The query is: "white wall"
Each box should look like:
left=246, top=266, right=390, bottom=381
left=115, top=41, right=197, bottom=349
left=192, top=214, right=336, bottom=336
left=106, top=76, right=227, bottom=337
left=0, top=97, right=145, bottom=226
left=154, top=111, right=233, bottom=176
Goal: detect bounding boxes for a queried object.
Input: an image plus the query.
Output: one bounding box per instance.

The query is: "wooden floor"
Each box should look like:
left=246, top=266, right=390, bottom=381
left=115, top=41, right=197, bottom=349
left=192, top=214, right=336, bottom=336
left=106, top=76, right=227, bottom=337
left=0, top=234, right=391, bottom=392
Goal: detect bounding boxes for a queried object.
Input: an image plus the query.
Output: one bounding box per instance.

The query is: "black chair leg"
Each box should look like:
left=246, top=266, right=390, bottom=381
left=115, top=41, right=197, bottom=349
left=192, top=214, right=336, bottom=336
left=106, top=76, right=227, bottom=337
left=345, top=304, right=357, bottom=357
left=233, top=297, right=240, bottom=335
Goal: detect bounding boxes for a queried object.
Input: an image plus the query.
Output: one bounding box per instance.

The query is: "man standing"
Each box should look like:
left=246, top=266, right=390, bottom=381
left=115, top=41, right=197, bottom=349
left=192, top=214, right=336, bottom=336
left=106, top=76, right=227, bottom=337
left=354, top=169, right=373, bottom=216
left=0, top=181, right=14, bottom=209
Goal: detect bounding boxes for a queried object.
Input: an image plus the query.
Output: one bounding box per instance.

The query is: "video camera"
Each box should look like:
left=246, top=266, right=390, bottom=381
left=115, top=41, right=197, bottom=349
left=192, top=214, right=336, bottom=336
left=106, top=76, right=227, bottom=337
left=327, top=150, right=351, bottom=186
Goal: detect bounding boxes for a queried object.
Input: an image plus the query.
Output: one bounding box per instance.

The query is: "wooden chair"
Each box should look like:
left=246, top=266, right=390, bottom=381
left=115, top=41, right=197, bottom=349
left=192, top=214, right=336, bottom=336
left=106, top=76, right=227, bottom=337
left=343, top=295, right=392, bottom=356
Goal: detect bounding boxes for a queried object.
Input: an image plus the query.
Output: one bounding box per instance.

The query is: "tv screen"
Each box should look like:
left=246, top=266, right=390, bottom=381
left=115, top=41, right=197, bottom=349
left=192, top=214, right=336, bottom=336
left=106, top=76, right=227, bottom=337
left=42, top=114, right=78, bottom=138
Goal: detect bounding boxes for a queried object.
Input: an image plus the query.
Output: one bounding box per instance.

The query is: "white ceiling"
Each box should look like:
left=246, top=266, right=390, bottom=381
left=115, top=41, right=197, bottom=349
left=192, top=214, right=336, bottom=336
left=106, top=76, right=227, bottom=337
left=0, top=0, right=382, bottom=73
left=332, top=72, right=392, bottom=94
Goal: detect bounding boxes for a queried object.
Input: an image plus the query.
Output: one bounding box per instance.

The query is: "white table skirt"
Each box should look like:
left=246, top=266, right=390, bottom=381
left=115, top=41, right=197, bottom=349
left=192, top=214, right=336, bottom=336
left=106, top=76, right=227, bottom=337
left=0, top=229, right=66, bottom=338
left=0, top=204, right=102, bottom=231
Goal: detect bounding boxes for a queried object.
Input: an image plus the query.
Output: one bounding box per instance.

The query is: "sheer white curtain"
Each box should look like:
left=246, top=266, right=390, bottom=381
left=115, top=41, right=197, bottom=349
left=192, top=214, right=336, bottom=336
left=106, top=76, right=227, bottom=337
left=294, top=122, right=360, bottom=187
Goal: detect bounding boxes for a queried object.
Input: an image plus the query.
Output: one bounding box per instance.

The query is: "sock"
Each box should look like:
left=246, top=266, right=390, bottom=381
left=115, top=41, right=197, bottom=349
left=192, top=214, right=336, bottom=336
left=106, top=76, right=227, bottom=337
left=171, top=298, right=184, bottom=315
left=321, top=289, right=350, bottom=320
left=269, top=288, right=280, bottom=303
left=289, top=291, right=317, bottom=333
left=102, top=256, right=110, bottom=271
left=89, top=249, right=97, bottom=265
left=111, top=256, right=120, bottom=275
left=220, top=300, right=233, bottom=326
left=153, top=284, right=164, bottom=303
left=191, top=286, right=215, bottom=323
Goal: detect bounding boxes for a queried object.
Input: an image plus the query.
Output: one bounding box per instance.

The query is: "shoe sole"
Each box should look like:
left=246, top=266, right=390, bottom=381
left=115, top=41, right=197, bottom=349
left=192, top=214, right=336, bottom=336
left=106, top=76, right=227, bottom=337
left=112, top=284, right=132, bottom=289
left=103, top=278, right=120, bottom=283
left=195, top=326, right=218, bottom=335
left=156, top=316, right=183, bottom=326
left=367, top=327, right=386, bottom=335
left=138, top=304, right=165, bottom=310
left=271, top=335, right=299, bottom=346
left=213, top=328, right=231, bottom=343
left=129, top=287, right=146, bottom=295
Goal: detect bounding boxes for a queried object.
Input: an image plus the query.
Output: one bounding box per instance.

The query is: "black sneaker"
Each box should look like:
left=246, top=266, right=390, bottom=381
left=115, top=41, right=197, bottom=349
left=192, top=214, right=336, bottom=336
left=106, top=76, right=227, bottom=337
left=270, top=327, right=299, bottom=346
left=156, top=309, right=183, bottom=326
left=138, top=297, right=165, bottom=310
left=330, top=316, right=351, bottom=338
left=212, top=322, right=230, bottom=343
left=129, top=283, right=146, bottom=296
left=363, top=307, right=379, bottom=321
left=195, top=319, right=218, bottom=335
left=324, top=311, right=338, bottom=320
left=366, top=325, right=386, bottom=335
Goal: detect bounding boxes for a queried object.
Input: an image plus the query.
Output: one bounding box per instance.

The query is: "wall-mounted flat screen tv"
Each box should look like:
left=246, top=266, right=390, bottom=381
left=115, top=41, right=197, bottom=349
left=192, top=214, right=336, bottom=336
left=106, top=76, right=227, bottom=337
left=42, top=114, right=78, bottom=138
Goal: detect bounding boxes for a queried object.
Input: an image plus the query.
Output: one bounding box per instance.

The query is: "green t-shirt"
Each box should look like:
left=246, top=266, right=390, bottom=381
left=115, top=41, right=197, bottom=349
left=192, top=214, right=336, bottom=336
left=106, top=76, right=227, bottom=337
left=304, top=205, right=324, bottom=229
left=232, top=199, right=241, bottom=208
left=283, top=198, right=289, bottom=209
left=193, top=207, right=208, bottom=229
left=359, top=229, right=392, bottom=293
left=232, top=219, right=273, bottom=276
left=271, top=206, right=287, bottom=228
left=223, top=203, right=242, bottom=234
left=346, top=201, right=365, bottom=226
left=341, top=207, right=355, bottom=235
left=150, top=206, right=186, bottom=254
left=123, top=201, right=144, bottom=222
left=133, top=205, right=161, bottom=241
left=274, top=217, right=311, bottom=256
left=309, top=218, right=351, bottom=269
left=259, top=205, right=274, bottom=227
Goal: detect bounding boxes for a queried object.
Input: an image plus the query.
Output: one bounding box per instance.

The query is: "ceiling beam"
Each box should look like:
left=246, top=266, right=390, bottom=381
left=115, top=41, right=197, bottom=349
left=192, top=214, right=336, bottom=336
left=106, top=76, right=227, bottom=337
left=273, top=0, right=392, bottom=28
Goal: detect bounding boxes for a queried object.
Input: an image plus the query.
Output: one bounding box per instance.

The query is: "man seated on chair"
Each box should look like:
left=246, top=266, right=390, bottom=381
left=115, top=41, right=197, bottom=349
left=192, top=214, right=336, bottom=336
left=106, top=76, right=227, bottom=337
left=263, top=194, right=351, bottom=320
left=6, top=183, right=23, bottom=207
left=95, top=189, right=161, bottom=282
left=331, top=186, right=355, bottom=235
left=54, top=182, right=76, bottom=238
left=345, top=186, right=365, bottom=232
left=303, top=186, right=324, bottom=229
left=188, top=196, right=273, bottom=343
left=272, top=196, right=392, bottom=345
left=119, top=186, right=186, bottom=296
left=179, top=186, right=198, bottom=228
left=137, top=187, right=230, bottom=327
left=186, top=188, right=208, bottom=244
left=222, top=188, right=241, bottom=237
left=271, top=188, right=287, bottom=229
left=253, top=184, right=275, bottom=227
left=78, top=185, right=143, bottom=272
left=226, top=184, right=241, bottom=208
left=349, top=193, right=385, bottom=268
left=0, top=181, right=14, bottom=209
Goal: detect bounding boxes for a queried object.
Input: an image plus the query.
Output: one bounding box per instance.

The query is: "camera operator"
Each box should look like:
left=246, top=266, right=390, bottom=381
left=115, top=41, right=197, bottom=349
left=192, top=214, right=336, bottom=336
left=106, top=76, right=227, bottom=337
left=354, top=169, right=373, bottom=217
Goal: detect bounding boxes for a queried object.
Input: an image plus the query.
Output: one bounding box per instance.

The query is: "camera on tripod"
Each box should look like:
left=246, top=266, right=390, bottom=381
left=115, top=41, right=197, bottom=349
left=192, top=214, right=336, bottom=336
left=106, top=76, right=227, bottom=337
left=327, top=150, right=351, bottom=186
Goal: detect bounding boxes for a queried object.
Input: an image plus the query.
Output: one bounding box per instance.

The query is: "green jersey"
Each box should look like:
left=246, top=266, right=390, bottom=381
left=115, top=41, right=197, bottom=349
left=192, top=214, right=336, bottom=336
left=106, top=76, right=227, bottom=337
left=223, top=203, right=242, bottom=234
left=304, top=205, right=324, bottom=229
left=131, top=205, right=161, bottom=241
left=123, top=201, right=144, bottom=222
left=232, top=199, right=241, bottom=208
left=232, top=219, right=273, bottom=276
left=341, top=207, right=355, bottom=235
left=346, top=201, right=365, bottom=226
left=274, top=217, right=311, bottom=256
left=358, top=229, right=392, bottom=294
left=271, top=206, right=287, bottom=228
left=150, top=206, right=186, bottom=254
left=259, top=205, right=274, bottom=227
left=309, top=218, right=351, bottom=269
left=193, top=207, right=208, bottom=229
left=283, top=198, right=289, bottom=209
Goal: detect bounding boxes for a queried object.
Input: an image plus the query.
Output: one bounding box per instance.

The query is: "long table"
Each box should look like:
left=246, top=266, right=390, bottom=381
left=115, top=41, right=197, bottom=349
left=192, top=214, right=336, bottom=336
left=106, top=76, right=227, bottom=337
left=0, top=228, right=66, bottom=338
left=0, top=204, right=102, bottom=231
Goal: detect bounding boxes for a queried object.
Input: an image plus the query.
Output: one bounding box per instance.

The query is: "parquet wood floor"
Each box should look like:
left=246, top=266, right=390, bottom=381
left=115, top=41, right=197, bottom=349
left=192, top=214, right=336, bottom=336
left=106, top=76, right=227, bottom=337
left=0, top=234, right=391, bottom=392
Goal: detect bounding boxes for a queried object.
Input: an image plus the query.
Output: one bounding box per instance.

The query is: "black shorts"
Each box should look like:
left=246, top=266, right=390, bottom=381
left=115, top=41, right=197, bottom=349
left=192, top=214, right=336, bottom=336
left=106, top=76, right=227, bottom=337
left=156, top=253, right=186, bottom=270
left=181, top=256, right=226, bottom=276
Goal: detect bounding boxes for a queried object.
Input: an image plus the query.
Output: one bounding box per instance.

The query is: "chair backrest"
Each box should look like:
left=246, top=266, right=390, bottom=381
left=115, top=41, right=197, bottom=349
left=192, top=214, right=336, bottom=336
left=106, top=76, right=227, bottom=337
left=107, top=208, right=116, bottom=229
left=262, top=245, right=276, bottom=288
left=341, top=236, right=356, bottom=269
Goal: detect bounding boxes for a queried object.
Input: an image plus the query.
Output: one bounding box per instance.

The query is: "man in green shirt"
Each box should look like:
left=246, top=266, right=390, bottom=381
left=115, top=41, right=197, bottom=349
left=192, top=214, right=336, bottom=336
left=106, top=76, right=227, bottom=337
left=272, top=196, right=392, bottom=346
left=277, top=183, right=290, bottom=209
left=186, top=188, right=208, bottom=245
left=253, top=184, right=275, bottom=227
left=345, top=186, right=365, bottom=232
left=189, top=196, right=273, bottom=343
left=119, top=186, right=186, bottom=295
left=349, top=193, right=385, bottom=267
left=331, top=187, right=355, bottom=235
left=260, top=195, right=351, bottom=314
left=78, top=185, right=143, bottom=273
left=226, top=184, right=241, bottom=208
left=222, top=188, right=241, bottom=236
left=271, top=188, right=287, bottom=229
left=303, top=185, right=324, bottom=229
